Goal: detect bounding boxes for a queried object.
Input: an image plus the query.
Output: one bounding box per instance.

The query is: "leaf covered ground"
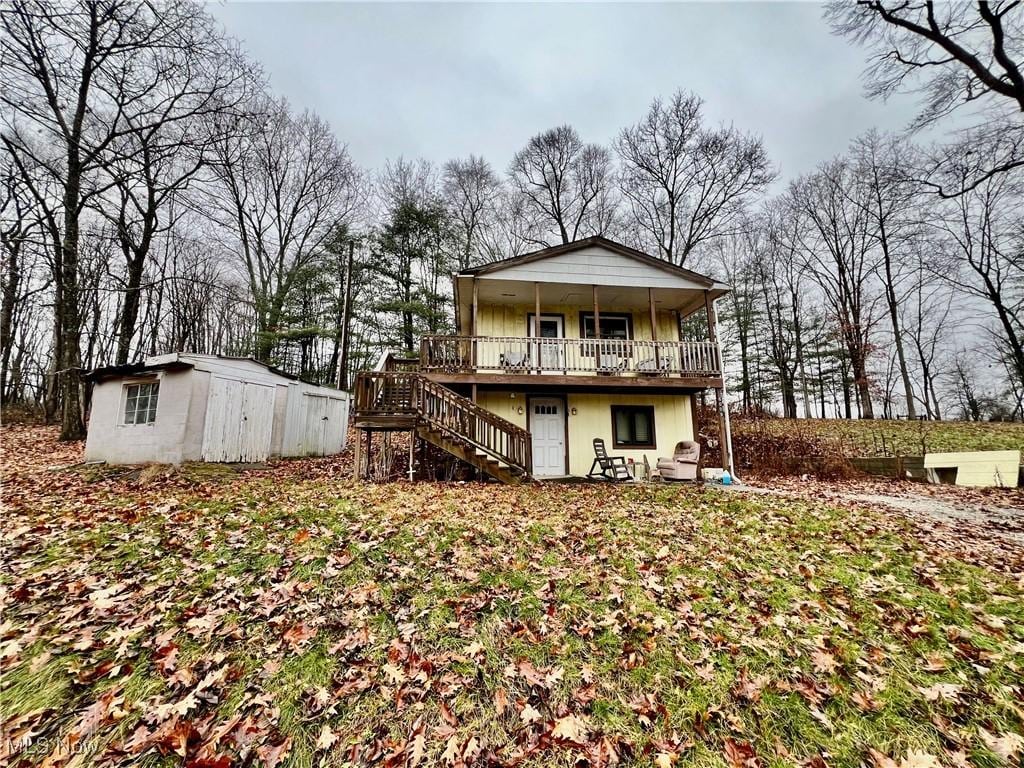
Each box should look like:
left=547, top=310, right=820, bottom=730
left=2, top=426, right=1023, bottom=768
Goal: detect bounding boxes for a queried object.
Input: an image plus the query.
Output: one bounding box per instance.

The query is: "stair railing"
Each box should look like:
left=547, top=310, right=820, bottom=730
left=353, top=371, right=531, bottom=477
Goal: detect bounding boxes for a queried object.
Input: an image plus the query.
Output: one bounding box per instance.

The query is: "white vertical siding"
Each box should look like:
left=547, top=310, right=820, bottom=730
left=86, top=355, right=350, bottom=465
left=201, top=378, right=275, bottom=462
left=281, top=383, right=350, bottom=457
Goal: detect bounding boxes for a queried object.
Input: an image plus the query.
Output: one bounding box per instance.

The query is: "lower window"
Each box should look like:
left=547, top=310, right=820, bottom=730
left=611, top=405, right=655, bottom=448
left=124, top=381, right=159, bottom=425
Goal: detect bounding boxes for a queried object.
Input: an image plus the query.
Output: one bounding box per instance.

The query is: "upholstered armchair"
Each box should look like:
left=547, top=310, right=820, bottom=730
left=656, top=441, right=701, bottom=481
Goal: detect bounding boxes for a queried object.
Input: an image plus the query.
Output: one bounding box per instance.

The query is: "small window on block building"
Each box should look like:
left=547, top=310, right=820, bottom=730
left=611, top=405, right=655, bottom=448
left=123, top=381, right=159, bottom=425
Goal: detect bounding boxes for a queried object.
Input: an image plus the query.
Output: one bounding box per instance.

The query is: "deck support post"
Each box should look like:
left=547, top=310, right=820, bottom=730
left=649, top=287, right=658, bottom=368
left=471, top=279, right=478, bottom=335
left=533, top=282, right=541, bottom=337
left=408, top=429, right=415, bottom=481
left=534, top=282, right=541, bottom=372
left=471, top=279, right=479, bottom=371
left=705, top=291, right=730, bottom=473
left=352, top=428, right=363, bottom=480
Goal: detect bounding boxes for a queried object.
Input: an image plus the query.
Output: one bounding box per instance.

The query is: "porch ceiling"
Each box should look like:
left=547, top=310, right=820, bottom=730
left=455, top=276, right=727, bottom=334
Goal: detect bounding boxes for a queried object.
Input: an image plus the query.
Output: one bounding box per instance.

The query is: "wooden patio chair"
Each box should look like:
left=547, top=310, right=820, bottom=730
left=587, top=438, right=632, bottom=481
left=597, top=351, right=628, bottom=375
left=500, top=349, right=529, bottom=372
left=635, top=356, right=672, bottom=376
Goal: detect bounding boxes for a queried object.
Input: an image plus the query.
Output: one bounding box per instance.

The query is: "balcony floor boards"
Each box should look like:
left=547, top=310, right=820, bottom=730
left=422, top=372, right=722, bottom=391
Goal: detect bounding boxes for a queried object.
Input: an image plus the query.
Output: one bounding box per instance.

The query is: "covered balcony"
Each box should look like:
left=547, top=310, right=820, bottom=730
left=443, top=241, right=730, bottom=387
left=419, top=335, right=721, bottom=378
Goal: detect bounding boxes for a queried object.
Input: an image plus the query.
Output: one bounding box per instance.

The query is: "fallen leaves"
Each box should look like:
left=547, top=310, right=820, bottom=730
left=811, top=647, right=838, bottom=675
left=281, top=621, right=316, bottom=650
left=979, top=728, right=1024, bottom=763
left=723, top=737, right=759, bottom=768
left=551, top=713, right=589, bottom=742
left=2, top=426, right=1023, bottom=768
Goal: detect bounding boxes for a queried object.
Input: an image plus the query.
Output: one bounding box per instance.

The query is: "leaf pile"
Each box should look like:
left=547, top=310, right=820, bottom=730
left=2, top=426, right=1022, bottom=767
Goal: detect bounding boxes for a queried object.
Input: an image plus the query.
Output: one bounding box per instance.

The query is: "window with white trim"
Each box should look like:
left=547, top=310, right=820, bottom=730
left=123, top=381, right=159, bottom=425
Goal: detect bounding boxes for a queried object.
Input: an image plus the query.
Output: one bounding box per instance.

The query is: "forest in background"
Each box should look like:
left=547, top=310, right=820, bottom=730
left=2, top=0, right=1022, bottom=440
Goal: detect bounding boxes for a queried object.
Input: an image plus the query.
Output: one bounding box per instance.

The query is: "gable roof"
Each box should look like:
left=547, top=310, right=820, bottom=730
left=458, top=236, right=720, bottom=288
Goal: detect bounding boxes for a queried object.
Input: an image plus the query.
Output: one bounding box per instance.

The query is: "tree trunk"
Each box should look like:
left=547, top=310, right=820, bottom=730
left=0, top=237, right=20, bottom=405
left=852, top=353, right=874, bottom=419
left=115, top=249, right=147, bottom=364
left=791, top=293, right=810, bottom=419
left=58, top=159, right=84, bottom=440
left=878, top=227, right=916, bottom=418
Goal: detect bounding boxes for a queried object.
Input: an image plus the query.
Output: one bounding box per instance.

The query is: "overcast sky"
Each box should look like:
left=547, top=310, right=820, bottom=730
left=207, top=1, right=923, bottom=185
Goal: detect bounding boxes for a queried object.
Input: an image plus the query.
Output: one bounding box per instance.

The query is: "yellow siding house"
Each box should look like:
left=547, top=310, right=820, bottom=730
left=352, top=237, right=731, bottom=483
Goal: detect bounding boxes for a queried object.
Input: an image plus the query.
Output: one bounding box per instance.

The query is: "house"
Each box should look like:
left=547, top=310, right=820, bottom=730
left=84, top=353, right=349, bottom=464
left=351, top=236, right=732, bottom=483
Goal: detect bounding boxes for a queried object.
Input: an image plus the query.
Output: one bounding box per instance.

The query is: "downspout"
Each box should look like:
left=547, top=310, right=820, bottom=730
left=712, top=296, right=737, bottom=481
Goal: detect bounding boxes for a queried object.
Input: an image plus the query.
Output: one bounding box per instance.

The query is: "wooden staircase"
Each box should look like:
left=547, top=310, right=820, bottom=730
left=353, top=371, right=532, bottom=484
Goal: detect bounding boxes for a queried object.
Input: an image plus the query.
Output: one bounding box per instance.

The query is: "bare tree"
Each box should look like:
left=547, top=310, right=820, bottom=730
left=100, top=6, right=258, bottom=364
left=210, top=99, right=362, bottom=363
left=829, top=1, right=1024, bottom=121
left=478, top=185, right=534, bottom=262
left=713, top=228, right=761, bottom=413
left=903, top=257, right=955, bottom=419
left=828, top=0, right=1024, bottom=192
left=762, top=200, right=815, bottom=418
left=1, top=0, right=244, bottom=438
left=928, top=149, right=1024, bottom=384
left=616, top=90, right=775, bottom=265
left=442, top=155, right=502, bottom=270
left=1, top=160, right=52, bottom=405
left=789, top=160, right=880, bottom=418
left=508, top=125, right=612, bottom=246
left=850, top=129, right=920, bottom=417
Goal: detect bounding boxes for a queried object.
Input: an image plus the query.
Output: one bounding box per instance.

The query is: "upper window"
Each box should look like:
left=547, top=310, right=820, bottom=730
left=123, top=381, right=159, bottom=425
left=611, top=405, right=655, bottom=448
left=580, top=312, right=632, bottom=341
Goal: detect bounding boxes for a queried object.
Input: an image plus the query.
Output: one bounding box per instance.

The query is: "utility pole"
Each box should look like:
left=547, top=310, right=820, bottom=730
left=336, top=240, right=355, bottom=390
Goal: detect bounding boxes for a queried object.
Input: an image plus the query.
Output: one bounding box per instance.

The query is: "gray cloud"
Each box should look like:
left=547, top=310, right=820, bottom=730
left=208, top=1, right=922, bottom=183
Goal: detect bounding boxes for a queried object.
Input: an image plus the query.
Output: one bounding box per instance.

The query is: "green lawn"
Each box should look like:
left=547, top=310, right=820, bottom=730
left=2, top=427, right=1022, bottom=767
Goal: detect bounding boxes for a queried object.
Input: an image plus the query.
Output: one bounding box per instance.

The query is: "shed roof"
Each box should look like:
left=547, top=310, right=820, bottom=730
left=85, top=353, right=303, bottom=384
left=83, top=359, right=194, bottom=383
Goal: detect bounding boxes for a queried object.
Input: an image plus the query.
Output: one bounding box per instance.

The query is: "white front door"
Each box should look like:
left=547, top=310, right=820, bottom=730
left=530, top=397, right=566, bottom=477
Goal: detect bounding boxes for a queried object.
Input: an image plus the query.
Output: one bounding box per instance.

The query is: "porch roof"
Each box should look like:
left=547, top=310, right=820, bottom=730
left=454, top=237, right=729, bottom=332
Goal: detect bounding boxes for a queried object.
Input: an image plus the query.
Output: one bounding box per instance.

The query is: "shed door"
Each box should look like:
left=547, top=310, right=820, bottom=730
left=202, top=378, right=275, bottom=462
left=302, top=394, right=346, bottom=456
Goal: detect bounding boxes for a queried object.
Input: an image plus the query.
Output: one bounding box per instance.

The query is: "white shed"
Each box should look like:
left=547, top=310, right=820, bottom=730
left=83, top=353, right=349, bottom=465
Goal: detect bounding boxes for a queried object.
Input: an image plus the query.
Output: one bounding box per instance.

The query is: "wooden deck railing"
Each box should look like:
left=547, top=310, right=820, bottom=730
left=419, top=336, right=721, bottom=377
left=353, top=371, right=531, bottom=475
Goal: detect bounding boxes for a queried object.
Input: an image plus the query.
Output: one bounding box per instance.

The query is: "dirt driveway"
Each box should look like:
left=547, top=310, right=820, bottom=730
left=732, top=475, right=1024, bottom=577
